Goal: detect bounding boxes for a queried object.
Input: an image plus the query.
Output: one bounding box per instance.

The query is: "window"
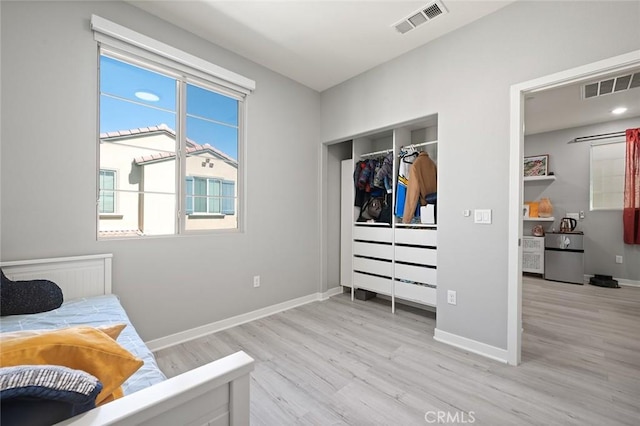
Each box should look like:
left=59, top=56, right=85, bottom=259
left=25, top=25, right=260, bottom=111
left=99, top=170, right=116, bottom=214
left=590, top=140, right=625, bottom=210
left=93, top=16, right=254, bottom=238
left=185, top=177, right=236, bottom=215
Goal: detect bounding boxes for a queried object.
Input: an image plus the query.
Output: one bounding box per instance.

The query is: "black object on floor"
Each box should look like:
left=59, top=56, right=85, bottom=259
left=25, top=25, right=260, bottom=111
left=589, top=274, right=620, bottom=288
left=355, top=289, right=377, bottom=300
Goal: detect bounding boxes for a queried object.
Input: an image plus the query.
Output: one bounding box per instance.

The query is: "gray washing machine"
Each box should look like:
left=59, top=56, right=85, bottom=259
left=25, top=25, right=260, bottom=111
left=544, top=232, right=584, bottom=284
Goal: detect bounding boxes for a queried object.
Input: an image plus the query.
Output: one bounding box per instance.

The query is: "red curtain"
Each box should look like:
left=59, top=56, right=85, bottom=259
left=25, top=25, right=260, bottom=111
left=623, top=128, right=640, bottom=244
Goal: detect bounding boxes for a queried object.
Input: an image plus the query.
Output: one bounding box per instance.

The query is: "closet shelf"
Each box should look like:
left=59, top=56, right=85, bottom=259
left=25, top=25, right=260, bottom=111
left=353, top=222, right=438, bottom=228
left=524, top=217, right=555, bottom=222
left=524, top=175, right=556, bottom=182
left=353, top=222, right=392, bottom=227
left=395, top=223, right=437, bottom=229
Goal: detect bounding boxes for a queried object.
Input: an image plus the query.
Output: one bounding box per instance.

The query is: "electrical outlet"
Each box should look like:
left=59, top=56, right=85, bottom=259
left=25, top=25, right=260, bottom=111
left=567, top=212, right=579, bottom=221
left=579, top=211, right=585, bottom=220
left=615, top=256, right=623, bottom=264
left=253, top=275, right=261, bottom=287
left=447, top=290, right=457, bottom=305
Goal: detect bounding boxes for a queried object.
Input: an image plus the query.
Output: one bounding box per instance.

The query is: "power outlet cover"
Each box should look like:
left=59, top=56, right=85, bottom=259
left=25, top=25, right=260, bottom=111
left=447, top=290, right=457, bottom=305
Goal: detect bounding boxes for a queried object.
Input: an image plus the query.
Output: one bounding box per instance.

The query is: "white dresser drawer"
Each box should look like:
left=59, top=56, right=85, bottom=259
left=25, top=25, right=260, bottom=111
left=354, top=225, right=393, bottom=243
left=394, top=228, right=437, bottom=246
left=354, top=257, right=392, bottom=277
left=394, top=263, right=436, bottom=286
left=353, top=273, right=392, bottom=295
left=353, top=241, right=393, bottom=260
left=395, top=245, right=437, bottom=266
left=394, top=281, right=436, bottom=306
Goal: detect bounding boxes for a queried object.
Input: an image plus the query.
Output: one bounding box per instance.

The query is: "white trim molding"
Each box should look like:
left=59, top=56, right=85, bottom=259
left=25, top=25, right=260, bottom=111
left=146, top=288, right=343, bottom=351
left=508, top=49, right=640, bottom=367
left=434, top=329, right=508, bottom=364
left=322, top=286, right=345, bottom=300
left=91, top=15, right=255, bottom=94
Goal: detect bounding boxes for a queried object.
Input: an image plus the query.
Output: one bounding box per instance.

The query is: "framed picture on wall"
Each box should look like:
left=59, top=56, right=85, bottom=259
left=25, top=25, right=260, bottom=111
left=523, top=154, right=549, bottom=177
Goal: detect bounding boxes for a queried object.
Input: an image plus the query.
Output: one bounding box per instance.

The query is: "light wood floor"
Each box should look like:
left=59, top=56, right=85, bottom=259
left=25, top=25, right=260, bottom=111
left=155, top=278, right=640, bottom=425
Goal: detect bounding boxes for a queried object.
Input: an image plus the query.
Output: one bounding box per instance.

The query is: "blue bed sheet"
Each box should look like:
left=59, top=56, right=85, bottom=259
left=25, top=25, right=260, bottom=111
left=0, top=294, right=167, bottom=395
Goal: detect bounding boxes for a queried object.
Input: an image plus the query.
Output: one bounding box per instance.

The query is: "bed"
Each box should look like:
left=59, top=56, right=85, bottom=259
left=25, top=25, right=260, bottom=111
left=0, top=254, right=254, bottom=426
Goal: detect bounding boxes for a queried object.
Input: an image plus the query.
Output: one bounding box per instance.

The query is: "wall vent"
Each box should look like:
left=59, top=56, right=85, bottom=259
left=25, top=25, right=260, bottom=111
left=583, top=72, right=640, bottom=99
left=393, top=1, right=448, bottom=35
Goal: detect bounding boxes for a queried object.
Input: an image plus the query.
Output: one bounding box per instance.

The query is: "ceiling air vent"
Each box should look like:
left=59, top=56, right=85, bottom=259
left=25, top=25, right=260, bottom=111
left=393, top=1, right=448, bottom=35
left=583, top=72, right=640, bottom=99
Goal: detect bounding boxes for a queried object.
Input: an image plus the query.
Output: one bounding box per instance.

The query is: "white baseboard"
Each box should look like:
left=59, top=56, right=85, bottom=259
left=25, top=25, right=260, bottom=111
left=146, top=288, right=343, bottom=352
left=322, top=286, right=344, bottom=300
left=584, top=274, right=640, bottom=288
left=433, top=328, right=509, bottom=364
left=618, top=279, right=640, bottom=288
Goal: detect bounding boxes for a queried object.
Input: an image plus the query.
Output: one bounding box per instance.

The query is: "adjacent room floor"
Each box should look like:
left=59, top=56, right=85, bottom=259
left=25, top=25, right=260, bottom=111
left=155, top=278, right=640, bottom=425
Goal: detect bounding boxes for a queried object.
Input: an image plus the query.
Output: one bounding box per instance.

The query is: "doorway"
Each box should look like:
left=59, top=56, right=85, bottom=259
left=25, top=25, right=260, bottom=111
left=507, top=50, right=640, bottom=365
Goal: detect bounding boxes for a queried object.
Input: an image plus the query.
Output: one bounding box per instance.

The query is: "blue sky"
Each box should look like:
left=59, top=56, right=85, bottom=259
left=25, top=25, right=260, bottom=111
left=100, top=56, right=239, bottom=160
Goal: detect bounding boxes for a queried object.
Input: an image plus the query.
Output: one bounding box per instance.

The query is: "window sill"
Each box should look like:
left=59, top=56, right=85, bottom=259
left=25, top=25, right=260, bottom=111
left=99, top=214, right=124, bottom=220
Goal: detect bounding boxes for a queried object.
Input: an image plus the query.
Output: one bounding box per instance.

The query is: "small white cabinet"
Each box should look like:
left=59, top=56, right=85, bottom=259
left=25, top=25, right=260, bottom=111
left=522, top=236, right=544, bottom=274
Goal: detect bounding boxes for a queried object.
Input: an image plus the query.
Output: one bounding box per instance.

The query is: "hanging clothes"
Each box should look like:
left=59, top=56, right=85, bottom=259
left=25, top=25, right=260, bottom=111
left=403, top=152, right=437, bottom=224
left=374, top=152, right=393, bottom=190
left=353, top=160, right=371, bottom=207
left=395, top=148, right=418, bottom=218
left=354, top=155, right=390, bottom=210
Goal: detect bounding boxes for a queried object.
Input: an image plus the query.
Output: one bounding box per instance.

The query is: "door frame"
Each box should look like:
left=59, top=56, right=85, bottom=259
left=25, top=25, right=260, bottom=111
left=507, top=49, right=640, bottom=365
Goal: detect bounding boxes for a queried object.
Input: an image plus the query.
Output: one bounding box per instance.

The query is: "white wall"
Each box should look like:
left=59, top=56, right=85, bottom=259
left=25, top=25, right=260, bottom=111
left=321, top=1, right=640, bottom=350
left=525, top=116, right=640, bottom=282
left=0, top=1, right=321, bottom=341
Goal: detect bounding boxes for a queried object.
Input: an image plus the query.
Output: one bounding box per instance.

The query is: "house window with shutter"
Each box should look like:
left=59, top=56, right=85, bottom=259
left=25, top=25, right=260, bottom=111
left=98, top=170, right=116, bottom=214
left=185, top=177, right=235, bottom=216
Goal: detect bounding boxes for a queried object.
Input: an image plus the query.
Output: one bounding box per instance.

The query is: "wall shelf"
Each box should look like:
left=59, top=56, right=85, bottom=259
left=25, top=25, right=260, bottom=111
left=524, top=217, right=554, bottom=222
left=524, top=175, right=556, bottom=182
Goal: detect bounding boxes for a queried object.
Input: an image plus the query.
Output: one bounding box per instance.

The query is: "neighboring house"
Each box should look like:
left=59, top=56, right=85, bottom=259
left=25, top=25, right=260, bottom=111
left=99, top=124, right=237, bottom=237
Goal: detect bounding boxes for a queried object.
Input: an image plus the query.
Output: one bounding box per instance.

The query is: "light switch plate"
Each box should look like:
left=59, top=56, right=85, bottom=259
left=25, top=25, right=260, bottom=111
left=474, top=209, right=492, bottom=224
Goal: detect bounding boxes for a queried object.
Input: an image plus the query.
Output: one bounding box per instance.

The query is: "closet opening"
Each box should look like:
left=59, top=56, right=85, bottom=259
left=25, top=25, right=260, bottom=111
left=324, top=114, right=440, bottom=316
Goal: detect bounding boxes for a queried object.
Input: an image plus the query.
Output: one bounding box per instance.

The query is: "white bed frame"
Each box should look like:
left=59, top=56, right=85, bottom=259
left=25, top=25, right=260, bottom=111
left=0, top=254, right=254, bottom=426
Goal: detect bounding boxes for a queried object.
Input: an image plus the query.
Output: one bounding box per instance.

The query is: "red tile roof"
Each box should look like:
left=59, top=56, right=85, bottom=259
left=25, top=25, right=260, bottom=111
left=100, top=124, right=237, bottom=166
left=98, top=229, right=145, bottom=238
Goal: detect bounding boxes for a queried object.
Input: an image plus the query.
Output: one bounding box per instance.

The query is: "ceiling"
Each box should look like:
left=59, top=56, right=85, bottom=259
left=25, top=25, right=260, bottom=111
left=525, top=66, right=640, bottom=135
left=128, top=1, right=639, bottom=135
left=129, top=0, right=515, bottom=92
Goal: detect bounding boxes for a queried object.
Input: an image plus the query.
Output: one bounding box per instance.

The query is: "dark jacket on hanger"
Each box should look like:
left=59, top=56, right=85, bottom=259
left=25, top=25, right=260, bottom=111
left=402, top=152, right=437, bottom=223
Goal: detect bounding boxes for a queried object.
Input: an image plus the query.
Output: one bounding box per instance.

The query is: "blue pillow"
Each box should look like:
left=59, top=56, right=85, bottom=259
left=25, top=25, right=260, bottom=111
left=0, top=365, right=103, bottom=426
left=0, top=269, right=63, bottom=316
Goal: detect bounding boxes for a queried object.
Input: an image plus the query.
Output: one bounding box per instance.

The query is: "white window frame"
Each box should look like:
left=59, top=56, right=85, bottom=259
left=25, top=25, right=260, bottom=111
left=590, top=137, right=626, bottom=211
left=93, top=16, right=253, bottom=238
